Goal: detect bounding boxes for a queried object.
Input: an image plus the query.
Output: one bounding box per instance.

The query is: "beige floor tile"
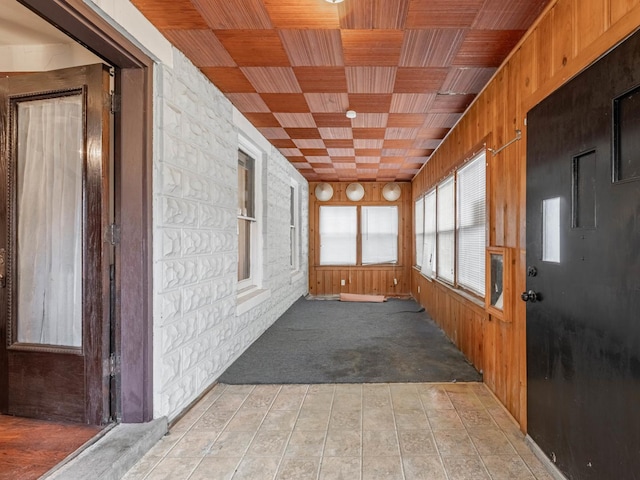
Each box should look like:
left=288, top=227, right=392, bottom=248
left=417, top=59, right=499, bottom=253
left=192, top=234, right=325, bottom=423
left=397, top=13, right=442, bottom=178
left=121, top=455, right=162, bottom=480
left=302, top=393, right=334, bottom=411
left=276, top=457, right=321, bottom=480
left=144, top=432, right=185, bottom=457
left=390, top=391, right=423, bottom=411
left=244, top=386, right=280, bottom=409
left=295, top=408, right=331, bottom=430
left=144, top=457, right=201, bottom=480
left=362, top=407, right=395, bottom=430
left=482, top=454, right=536, bottom=480
left=232, top=456, right=279, bottom=480
left=442, top=455, right=491, bottom=480
left=447, top=390, right=485, bottom=411
left=467, top=427, right=516, bottom=455
left=191, top=409, right=235, bottom=432
left=362, top=455, right=403, bottom=480
left=398, top=430, right=438, bottom=456
left=393, top=408, right=430, bottom=430
left=363, top=393, right=392, bottom=409
left=458, top=409, right=496, bottom=429
left=334, top=384, right=363, bottom=395
left=329, top=409, right=361, bottom=430
left=225, top=408, right=267, bottom=432
left=362, top=430, right=400, bottom=457
left=433, top=429, right=477, bottom=456
left=207, top=431, right=254, bottom=457
left=419, top=387, right=455, bottom=411
left=170, top=409, right=206, bottom=433
left=319, top=456, right=361, bottom=480
left=188, top=457, right=241, bottom=480
left=247, top=429, right=290, bottom=457
left=166, top=430, right=218, bottom=457
left=271, top=392, right=305, bottom=411
left=261, top=409, right=298, bottom=431
left=285, top=429, right=326, bottom=457
left=324, top=429, right=361, bottom=456
left=211, top=392, right=250, bottom=411
left=427, top=408, right=465, bottom=430
left=402, top=455, right=447, bottom=480
left=520, top=454, right=555, bottom=480
left=278, top=384, right=309, bottom=394
left=332, top=393, right=362, bottom=410
left=222, top=385, right=255, bottom=394
left=308, top=384, right=336, bottom=394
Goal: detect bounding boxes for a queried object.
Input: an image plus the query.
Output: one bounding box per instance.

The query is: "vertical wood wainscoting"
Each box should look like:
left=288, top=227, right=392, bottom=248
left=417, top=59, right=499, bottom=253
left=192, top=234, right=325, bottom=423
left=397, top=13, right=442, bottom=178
left=411, top=0, right=640, bottom=432
left=309, top=182, right=412, bottom=297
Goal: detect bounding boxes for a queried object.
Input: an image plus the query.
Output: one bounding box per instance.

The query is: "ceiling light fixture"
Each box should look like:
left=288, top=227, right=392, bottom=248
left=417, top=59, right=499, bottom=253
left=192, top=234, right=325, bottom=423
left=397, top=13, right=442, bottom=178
left=315, top=183, right=334, bottom=201
left=346, top=183, right=365, bottom=201
left=382, top=182, right=402, bottom=201
left=325, top=0, right=344, bottom=3
left=345, top=110, right=357, bottom=119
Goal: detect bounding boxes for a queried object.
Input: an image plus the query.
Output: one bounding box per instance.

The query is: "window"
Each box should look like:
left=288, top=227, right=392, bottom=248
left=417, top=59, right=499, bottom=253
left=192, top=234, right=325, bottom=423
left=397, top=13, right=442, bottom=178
left=319, top=205, right=399, bottom=266
left=414, top=197, right=424, bottom=268
left=421, top=190, right=436, bottom=278
left=414, top=151, right=486, bottom=298
left=319, top=206, right=357, bottom=265
left=437, top=176, right=455, bottom=283
left=238, top=150, right=254, bottom=283
left=290, top=182, right=299, bottom=271
left=362, top=206, right=398, bottom=265
left=457, top=152, right=486, bottom=295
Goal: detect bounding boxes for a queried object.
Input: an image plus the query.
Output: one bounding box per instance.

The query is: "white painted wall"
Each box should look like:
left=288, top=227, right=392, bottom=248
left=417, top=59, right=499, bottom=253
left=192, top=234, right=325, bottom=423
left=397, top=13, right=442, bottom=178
left=83, top=0, right=309, bottom=420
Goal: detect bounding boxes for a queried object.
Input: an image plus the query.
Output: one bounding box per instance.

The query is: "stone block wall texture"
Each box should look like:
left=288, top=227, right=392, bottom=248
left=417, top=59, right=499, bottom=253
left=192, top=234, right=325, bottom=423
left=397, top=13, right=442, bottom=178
left=153, top=49, right=309, bottom=419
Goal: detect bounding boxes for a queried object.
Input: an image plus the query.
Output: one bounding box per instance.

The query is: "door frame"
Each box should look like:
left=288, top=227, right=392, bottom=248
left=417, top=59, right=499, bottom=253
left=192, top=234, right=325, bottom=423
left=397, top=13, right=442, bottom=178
left=17, top=0, right=154, bottom=423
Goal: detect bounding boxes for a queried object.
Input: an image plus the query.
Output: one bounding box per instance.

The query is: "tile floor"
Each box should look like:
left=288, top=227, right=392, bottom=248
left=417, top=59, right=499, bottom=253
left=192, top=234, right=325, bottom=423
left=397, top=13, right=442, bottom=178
left=123, top=383, right=553, bottom=480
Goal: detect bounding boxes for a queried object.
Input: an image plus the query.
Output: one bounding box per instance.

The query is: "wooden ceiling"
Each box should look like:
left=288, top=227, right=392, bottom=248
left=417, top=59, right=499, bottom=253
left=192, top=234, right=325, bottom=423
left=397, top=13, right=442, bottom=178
left=132, top=0, right=550, bottom=182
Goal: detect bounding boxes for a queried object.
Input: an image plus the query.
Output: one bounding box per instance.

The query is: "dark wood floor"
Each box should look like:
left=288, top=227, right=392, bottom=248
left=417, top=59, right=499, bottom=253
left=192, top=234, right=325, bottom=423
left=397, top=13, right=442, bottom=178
left=0, top=415, right=102, bottom=480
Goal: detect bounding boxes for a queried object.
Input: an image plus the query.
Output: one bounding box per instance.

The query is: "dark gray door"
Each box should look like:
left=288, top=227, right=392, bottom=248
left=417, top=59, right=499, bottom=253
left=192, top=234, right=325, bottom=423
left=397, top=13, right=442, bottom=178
left=526, top=30, right=640, bottom=480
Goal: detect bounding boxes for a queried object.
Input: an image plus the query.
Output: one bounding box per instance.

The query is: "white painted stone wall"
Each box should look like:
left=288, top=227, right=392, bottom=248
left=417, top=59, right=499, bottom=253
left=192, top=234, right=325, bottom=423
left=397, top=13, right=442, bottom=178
left=152, top=49, right=308, bottom=420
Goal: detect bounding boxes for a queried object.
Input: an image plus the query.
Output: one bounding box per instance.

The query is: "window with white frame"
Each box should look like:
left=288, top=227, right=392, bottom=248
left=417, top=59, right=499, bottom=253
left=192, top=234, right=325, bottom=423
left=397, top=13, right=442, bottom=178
left=437, top=176, right=455, bottom=283
left=362, top=206, right=398, bottom=265
left=237, top=143, right=263, bottom=290
left=414, top=197, right=424, bottom=268
left=457, top=152, right=486, bottom=295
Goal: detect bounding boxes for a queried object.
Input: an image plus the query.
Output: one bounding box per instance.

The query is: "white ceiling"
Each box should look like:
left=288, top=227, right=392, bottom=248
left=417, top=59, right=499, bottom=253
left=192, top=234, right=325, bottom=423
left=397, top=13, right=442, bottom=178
left=0, top=1, right=73, bottom=46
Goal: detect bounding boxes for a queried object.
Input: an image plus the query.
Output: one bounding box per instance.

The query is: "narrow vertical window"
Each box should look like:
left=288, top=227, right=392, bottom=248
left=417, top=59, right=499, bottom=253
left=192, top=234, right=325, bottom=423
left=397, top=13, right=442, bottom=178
left=289, top=183, right=299, bottom=270
left=238, top=150, right=255, bottom=282
left=456, top=152, right=486, bottom=296
left=542, top=197, right=561, bottom=263
left=415, top=197, right=424, bottom=268
left=437, top=176, right=455, bottom=283
left=422, top=190, right=436, bottom=278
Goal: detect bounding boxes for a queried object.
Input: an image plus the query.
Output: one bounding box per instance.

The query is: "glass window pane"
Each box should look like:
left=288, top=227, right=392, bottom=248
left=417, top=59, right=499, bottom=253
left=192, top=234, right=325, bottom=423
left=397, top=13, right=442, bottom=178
left=543, top=197, right=561, bottom=263
left=17, top=94, right=83, bottom=347
left=238, top=150, right=254, bottom=218
left=421, top=190, right=437, bottom=278
left=362, top=206, right=398, bottom=265
left=415, top=197, right=424, bottom=267
left=319, top=206, right=357, bottom=265
left=437, top=177, right=455, bottom=283
left=457, top=153, right=486, bottom=296
left=238, top=218, right=251, bottom=281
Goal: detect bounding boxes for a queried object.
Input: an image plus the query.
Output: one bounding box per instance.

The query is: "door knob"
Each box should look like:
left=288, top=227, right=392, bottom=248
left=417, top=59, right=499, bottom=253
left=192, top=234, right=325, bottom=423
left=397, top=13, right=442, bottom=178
left=521, top=290, right=538, bottom=302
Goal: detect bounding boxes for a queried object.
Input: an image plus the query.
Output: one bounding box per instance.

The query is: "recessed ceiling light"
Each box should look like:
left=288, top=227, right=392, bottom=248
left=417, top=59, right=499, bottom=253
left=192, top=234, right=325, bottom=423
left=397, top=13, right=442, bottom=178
left=325, top=0, right=344, bottom=3
left=346, top=110, right=357, bottom=119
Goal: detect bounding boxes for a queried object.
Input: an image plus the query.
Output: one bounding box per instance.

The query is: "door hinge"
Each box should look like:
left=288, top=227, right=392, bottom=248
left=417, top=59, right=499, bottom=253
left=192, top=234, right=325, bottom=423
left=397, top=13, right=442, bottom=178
left=110, top=93, right=121, bottom=114
left=109, top=353, right=121, bottom=377
left=106, top=223, right=121, bottom=245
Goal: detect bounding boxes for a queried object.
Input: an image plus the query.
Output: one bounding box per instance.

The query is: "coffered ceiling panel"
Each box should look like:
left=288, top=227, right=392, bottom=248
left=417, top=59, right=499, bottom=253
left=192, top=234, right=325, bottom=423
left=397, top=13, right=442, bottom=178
left=132, top=0, right=550, bottom=182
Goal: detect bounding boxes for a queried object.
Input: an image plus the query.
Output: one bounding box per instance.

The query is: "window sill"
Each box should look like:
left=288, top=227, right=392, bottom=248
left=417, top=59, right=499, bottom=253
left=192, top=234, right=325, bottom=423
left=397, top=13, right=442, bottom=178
left=290, top=271, right=304, bottom=285
left=236, top=287, right=271, bottom=316
left=413, top=266, right=484, bottom=310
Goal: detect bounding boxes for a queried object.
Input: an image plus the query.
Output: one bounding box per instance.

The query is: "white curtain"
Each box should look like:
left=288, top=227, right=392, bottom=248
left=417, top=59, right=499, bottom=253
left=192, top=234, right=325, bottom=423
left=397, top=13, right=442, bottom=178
left=17, top=95, right=83, bottom=347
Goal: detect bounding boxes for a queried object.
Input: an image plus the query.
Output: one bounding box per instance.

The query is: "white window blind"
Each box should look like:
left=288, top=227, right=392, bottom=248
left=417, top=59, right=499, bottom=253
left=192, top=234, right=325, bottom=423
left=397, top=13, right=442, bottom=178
left=319, top=206, right=357, bottom=265
left=421, top=190, right=436, bottom=278
left=437, top=177, right=455, bottom=283
left=362, top=206, right=398, bottom=265
left=414, top=197, right=424, bottom=267
left=457, top=153, right=486, bottom=296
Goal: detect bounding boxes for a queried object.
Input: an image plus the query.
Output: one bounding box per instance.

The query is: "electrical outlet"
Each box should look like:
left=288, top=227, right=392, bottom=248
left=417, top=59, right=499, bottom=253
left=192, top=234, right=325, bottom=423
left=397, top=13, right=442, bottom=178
left=417, top=285, right=421, bottom=293
left=341, top=279, right=346, bottom=286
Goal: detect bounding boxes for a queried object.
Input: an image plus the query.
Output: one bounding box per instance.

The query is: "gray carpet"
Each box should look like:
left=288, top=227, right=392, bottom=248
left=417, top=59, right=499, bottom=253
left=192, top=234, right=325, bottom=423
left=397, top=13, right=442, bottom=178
left=219, top=297, right=482, bottom=384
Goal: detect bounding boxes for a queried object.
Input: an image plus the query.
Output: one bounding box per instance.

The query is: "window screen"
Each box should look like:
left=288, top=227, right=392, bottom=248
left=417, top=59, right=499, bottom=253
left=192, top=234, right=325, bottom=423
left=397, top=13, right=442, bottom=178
left=415, top=198, right=424, bottom=267
left=456, top=153, right=486, bottom=296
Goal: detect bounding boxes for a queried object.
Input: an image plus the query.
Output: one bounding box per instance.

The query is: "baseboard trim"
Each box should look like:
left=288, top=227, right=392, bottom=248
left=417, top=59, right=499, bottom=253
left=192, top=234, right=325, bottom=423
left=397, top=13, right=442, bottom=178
left=525, top=435, right=570, bottom=480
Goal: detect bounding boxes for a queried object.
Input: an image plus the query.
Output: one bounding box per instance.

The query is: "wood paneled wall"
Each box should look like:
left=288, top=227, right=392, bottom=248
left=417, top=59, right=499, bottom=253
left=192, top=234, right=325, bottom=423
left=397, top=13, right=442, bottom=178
left=411, top=0, right=640, bottom=432
left=309, top=182, right=412, bottom=297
